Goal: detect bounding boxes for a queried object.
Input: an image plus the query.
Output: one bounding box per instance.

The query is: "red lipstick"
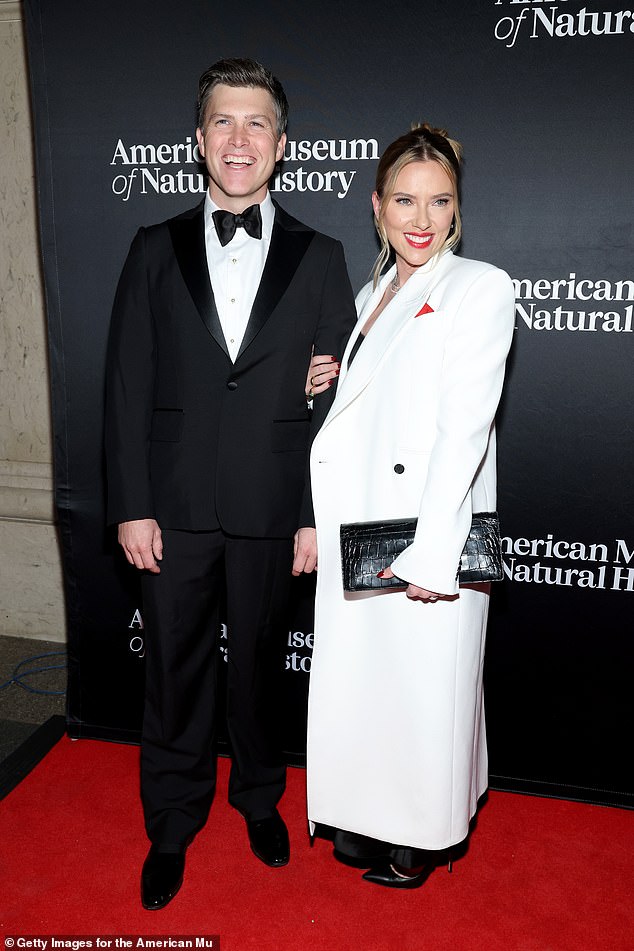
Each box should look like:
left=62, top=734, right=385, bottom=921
left=404, top=232, right=433, bottom=249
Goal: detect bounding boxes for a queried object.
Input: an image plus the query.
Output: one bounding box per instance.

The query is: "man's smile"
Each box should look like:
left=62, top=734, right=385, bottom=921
left=223, top=154, right=255, bottom=166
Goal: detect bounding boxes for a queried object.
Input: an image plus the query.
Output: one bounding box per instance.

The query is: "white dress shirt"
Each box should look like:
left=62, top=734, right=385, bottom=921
left=203, top=191, right=275, bottom=362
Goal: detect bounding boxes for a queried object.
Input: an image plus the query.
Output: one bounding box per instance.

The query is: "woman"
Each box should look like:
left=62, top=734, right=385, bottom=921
left=305, top=124, right=515, bottom=888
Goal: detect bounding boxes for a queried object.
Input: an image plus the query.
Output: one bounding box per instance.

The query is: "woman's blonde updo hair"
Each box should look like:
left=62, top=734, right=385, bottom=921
left=372, top=123, right=463, bottom=287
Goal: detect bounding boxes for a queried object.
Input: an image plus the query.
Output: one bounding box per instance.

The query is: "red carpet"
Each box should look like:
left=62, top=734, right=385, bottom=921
left=0, top=737, right=632, bottom=950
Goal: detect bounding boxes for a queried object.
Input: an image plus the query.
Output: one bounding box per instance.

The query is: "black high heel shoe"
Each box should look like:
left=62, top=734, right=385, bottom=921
left=362, top=859, right=434, bottom=890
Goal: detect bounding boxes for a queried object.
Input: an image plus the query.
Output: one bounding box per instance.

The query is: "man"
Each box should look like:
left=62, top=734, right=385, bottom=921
left=105, top=58, right=355, bottom=910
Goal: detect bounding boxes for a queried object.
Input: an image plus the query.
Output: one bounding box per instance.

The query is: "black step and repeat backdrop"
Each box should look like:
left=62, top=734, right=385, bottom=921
left=25, top=0, right=632, bottom=805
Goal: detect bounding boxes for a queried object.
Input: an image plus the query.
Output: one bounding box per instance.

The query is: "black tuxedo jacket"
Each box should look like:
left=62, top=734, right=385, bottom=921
left=105, top=199, right=356, bottom=537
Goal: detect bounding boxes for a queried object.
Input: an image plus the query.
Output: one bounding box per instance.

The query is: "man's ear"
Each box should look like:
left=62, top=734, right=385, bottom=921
left=275, top=132, right=287, bottom=163
left=196, top=126, right=205, bottom=158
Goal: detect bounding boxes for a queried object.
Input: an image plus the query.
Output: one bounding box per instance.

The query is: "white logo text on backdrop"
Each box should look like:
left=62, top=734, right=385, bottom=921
left=503, top=535, right=634, bottom=590
left=493, top=0, right=634, bottom=49
left=110, top=136, right=379, bottom=202
left=513, top=273, right=634, bottom=332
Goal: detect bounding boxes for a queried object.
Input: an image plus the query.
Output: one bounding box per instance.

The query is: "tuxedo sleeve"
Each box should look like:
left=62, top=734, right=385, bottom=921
left=298, top=239, right=357, bottom=528
left=105, top=228, right=156, bottom=525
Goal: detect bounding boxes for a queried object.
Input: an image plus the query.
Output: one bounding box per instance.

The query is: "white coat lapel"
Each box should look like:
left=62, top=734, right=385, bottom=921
left=327, top=253, right=453, bottom=426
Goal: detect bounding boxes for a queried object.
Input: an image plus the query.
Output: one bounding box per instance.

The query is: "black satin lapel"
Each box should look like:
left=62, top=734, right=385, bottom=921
left=236, top=222, right=314, bottom=359
left=168, top=210, right=229, bottom=357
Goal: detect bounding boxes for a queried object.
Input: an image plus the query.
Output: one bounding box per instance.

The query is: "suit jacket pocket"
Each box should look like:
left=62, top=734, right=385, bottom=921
left=271, top=419, right=310, bottom=453
left=151, top=408, right=184, bottom=443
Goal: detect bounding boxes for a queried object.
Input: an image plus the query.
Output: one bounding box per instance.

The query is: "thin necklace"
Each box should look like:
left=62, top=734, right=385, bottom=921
left=390, top=272, right=400, bottom=294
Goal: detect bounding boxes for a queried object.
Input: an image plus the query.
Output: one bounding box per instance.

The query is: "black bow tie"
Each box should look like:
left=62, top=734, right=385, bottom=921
left=212, top=204, right=263, bottom=246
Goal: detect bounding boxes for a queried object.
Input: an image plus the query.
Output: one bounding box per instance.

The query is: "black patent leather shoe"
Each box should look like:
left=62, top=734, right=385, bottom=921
left=141, top=846, right=186, bottom=910
left=362, top=859, right=433, bottom=890
left=246, top=812, right=290, bottom=867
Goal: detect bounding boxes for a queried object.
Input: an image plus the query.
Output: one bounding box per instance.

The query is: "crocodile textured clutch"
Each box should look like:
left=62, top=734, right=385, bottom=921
left=340, top=512, right=503, bottom=591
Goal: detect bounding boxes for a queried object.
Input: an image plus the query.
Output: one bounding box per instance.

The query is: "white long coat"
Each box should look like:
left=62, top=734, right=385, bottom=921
left=306, top=250, right=515, bottom=850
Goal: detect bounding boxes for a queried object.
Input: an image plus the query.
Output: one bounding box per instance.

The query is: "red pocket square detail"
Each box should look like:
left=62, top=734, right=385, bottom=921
left=415, top=302, right=434, bottom=317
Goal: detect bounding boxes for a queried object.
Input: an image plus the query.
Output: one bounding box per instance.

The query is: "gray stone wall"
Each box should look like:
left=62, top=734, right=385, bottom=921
left=0, top=0, right=65, bottom=641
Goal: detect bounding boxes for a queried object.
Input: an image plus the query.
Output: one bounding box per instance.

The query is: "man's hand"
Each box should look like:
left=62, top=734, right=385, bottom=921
left=292, top=527, right=317, bottom=576
left=118, top=518, right=163, bottom=573
left=379, top=566, right=445, bottom=602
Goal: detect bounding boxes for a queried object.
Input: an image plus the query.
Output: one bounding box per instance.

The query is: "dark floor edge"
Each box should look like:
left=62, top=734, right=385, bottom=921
left=0, top=715, right=66, bottom=801
left=489, top=774, right=633, bottom=810
left=67, top=722, right=141, bottom=744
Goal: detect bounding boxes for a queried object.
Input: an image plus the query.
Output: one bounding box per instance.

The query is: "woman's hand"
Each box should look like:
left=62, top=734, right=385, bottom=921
left=306, top=347, right=340, bottom=398
left=380, top=566, right=445, bottom=602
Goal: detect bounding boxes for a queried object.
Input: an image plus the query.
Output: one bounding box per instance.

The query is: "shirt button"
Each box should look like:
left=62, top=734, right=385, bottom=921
left=232, top=258, right=237, bottom=264
left=394, top=463, right=405, bottom=474
left=230, top=298, right=236, bottom=303
left=227, top=381, right=238, bottom=391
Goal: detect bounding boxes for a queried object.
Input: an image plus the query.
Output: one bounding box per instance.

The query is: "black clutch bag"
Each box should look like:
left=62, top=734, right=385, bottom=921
left=340, top=511, right=503, bottom=592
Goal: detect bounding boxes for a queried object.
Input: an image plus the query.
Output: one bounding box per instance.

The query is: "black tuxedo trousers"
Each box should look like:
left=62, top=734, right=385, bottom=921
left=105, top=201, right=356, bottom=846
left=141, top=529, right=293, bottom=846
